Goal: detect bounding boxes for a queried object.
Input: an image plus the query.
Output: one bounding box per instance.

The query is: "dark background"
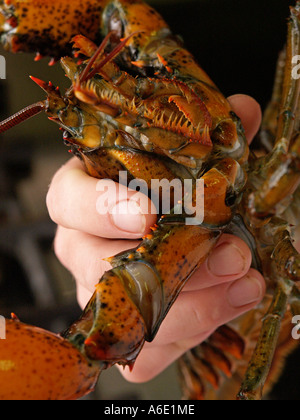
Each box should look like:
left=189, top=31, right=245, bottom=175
left=0, top=0, right=298, bottom=400
left=152, top=0, right=291, bottom=108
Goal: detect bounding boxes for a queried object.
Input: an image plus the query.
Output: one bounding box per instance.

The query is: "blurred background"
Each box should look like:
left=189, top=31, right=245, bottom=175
left=0, top=0, right=298, bottom=400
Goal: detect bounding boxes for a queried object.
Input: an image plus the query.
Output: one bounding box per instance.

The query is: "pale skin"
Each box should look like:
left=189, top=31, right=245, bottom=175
left=47, top=94, right=266, bottom=384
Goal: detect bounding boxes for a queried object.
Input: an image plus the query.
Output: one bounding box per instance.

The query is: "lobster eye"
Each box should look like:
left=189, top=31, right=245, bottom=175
left=103, top=4, right=125, bottom=41
left=109, top=10, right=125, bottom=39
left=225, top=189, right=239, bottom=208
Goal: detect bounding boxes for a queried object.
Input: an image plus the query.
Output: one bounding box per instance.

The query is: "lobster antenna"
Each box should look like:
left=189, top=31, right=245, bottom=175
left=78, top=32, right=115, bottom=84
left=0, top=101, right=46, bottom=133
left=80, top=31, right=144, bottom=84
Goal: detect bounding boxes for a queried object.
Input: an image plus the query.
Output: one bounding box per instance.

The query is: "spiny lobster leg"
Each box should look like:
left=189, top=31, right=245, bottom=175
left=238, top=279, right=293, bottom=400
left=249, top=5, right=300, bottom=219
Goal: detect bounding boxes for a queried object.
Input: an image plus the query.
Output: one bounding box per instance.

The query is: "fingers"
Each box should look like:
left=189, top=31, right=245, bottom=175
left=118, top=330, right=215, bottom=384
left=47, top=94, right=261, bottom=243
left=183, top=234, right=252, bottom=291
left=48, top=92, right=264, bottom=387
left=150, top=269, right=264, bottom=348
left=55, top=225, right=263, bottom=376
left=54, top=226, right=140, bottom=293
left=227, top=94, right=262, bottom=144
left=54, top=225, right=253, bottom=305
left=120, top=268, right=265, bottom=383
left=47, top=158, right=157, bottom=240
left=54, top=223, right=265, bottom=384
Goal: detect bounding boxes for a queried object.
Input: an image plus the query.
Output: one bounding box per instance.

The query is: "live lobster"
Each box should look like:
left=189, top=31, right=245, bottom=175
left=0, top=0, right=299, bottom=401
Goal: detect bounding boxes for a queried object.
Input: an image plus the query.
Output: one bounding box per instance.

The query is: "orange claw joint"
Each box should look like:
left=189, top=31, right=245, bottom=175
left=0, top=318, right=100, bottom=400
left=63, top=269, right=147, bottom=368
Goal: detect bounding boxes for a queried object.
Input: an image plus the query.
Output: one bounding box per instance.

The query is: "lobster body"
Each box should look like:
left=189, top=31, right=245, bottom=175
left=0, top=0, right=299, bottom=400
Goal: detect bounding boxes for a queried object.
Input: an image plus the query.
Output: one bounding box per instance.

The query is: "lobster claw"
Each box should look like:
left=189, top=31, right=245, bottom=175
left=0, top=318, right=100, bottom=400
left=0, top=0, right=104, bottom=57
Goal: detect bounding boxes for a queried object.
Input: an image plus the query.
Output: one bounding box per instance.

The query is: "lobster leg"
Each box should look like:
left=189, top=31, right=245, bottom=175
left=237, top=278, right=293, bottom=400
left=237, top=9, right=300, bottom=397
left=249, top=5, right=300, bottom=219
left=259, top=49, right=286, bottom=152
left=235, top=211, right=300, bottom=400
left=179, top=325, right=245, bottom=400
left=239, top=30, right=300, bottom=401
left=196, top=7, right=300, bottom=399
left=270, top=219, right=300, bottom=282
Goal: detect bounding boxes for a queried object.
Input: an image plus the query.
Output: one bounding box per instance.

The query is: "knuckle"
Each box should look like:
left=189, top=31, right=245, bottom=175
left=46, top=187, right=57, bottom=223
left=190, top=304, right=223, bottom=332
left=53, top=227, right=69, bottom=267
left=190, top=306, right=208, bottom=330
left=46, top=168, right=79, bottom=224
left=46, top=170, right=63, bottom=223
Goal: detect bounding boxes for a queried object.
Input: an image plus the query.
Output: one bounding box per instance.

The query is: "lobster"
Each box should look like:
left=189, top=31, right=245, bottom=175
left=0, top=0, right=299, bottom=401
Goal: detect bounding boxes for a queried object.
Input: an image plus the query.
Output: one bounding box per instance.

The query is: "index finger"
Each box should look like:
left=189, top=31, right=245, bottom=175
left=46, top=157, right=157, bottom=239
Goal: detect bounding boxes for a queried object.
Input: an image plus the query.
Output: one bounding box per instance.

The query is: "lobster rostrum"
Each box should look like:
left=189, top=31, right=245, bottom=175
left=0, top=0, right=299, bottom=401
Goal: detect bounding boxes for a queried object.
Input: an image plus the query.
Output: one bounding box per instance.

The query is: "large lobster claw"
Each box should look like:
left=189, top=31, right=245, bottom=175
left=0, top=318, right=100, bottom=400
left=0, top=0, right=103, bottom=58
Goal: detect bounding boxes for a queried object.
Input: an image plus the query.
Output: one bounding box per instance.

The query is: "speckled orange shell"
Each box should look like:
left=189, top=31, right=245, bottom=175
left=1, top=0, right=104, bottom=56
left=0, top=320, right=100, bottom=400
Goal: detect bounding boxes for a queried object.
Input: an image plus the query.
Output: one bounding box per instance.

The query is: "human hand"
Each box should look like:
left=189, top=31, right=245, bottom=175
left=46, top=94, right=265, bottom=383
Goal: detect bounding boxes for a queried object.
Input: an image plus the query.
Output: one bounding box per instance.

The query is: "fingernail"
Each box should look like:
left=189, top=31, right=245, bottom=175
left=208, top=243, right=246, bottom=276
left=227, top=276, right=263, bottom=308
left=111, top=200, right=146, bottom=234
